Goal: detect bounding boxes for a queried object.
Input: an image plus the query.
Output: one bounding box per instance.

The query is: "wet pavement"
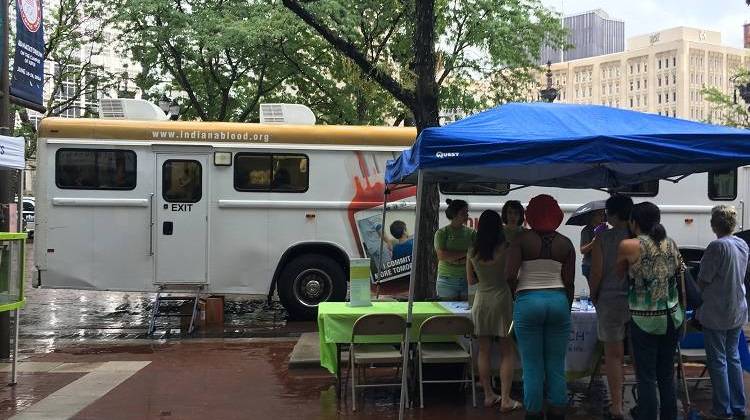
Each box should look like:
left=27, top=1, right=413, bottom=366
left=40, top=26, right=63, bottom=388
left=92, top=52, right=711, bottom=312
left=0, top=338, right=734, bottom=420
left=19, top=244, right=311, bottom=354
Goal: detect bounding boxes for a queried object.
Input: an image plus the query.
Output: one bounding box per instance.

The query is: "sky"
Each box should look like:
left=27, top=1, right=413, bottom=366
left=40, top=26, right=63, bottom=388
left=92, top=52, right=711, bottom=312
left=540, top=0, right=750, bottom=48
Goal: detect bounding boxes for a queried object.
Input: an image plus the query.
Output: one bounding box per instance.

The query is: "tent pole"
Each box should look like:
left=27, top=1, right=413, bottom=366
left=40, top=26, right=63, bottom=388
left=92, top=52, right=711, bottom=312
left=399, top=170, right=424, bottom=419
left=375, top=188, right=390, bottom=299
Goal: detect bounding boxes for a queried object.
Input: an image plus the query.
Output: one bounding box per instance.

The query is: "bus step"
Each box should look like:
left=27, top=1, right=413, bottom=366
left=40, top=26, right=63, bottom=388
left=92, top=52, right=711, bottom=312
left=147, top=285, right=204, bottom=335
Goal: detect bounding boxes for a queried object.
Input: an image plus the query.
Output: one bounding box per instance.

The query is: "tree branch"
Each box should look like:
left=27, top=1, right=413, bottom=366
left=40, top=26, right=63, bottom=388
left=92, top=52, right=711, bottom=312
left=282, top=0, right=415, bottom=109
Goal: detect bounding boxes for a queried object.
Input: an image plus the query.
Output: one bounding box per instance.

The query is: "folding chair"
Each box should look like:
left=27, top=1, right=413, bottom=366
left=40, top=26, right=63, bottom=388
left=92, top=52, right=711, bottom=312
left=349, top=313, right=406, bottom=412
left=679, top=322, right=710, bottom=393
left=417, top=315, right=476, bottom=408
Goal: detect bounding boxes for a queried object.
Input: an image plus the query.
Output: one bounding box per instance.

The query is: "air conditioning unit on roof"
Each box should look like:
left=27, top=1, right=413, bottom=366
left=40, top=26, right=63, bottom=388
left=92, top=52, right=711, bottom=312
left=260, top=104, right=316, bottom=125
left=99, top=98, right=169, bottom=121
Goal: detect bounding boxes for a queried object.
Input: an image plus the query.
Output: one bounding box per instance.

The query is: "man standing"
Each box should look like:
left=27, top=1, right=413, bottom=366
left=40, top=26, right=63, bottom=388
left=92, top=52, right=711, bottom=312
left=590, top=194, right=634, bottom=419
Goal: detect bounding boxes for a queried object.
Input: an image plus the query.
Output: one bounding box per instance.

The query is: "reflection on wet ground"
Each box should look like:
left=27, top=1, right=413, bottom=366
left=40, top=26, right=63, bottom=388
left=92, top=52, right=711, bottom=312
left=19, top=244, right=300, bottom=354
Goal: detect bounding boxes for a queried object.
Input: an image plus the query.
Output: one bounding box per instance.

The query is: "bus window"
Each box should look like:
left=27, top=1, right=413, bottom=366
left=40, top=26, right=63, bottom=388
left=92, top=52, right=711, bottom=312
left=439, top=182, right=509, bottom=196
left=708, top=168, right=737, bottom=201
left=162, top=160, right=202, bottom=203
left=234, top=153, right=309, bottom=192
left=614, top=180, right=659, bottom=197
left=56, top=149, right=136, bottom=190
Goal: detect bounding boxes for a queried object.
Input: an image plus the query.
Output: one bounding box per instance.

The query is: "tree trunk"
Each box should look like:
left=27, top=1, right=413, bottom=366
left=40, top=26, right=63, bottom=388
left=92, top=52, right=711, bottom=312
left=412, top=0, right=440, bottom=300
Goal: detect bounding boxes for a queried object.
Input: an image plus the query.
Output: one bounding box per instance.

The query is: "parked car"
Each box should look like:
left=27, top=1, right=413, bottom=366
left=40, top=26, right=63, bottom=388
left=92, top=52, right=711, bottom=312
left=22, top=197, right=34, bottom=238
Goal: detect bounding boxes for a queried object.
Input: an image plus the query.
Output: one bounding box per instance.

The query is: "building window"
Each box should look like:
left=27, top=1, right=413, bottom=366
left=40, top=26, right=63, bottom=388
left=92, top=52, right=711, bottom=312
left=439, top=182, right=510, bottom=196
left=658, top=77, right=662, bottom=87
left=234, top=153, right=309, bottom=193
left=659, top=60, right=662, bottom=69
left=673, top=92, right=676, bottom=101
left=665, top=77, right=669, bottom=86
left=673, top=57, right=676, bottom=67
left=673, top=74, right=677, bottom=84
left=644, top=63, right=648, bottom=72
left=637, top=63, right=641, bottom=73
left=630, top=81, right=633, bottom=91
left=707, top=168, right=737, bottom=200
left=55, top=149, right=137, bottom=190
left=672, top=109, right=676, bottom=117
left=665, top=59, right=669, bottom=69
left=644, top=80, right=648, bottom=89
left=630, top=65, right=633, bottom=74
left=637, top=80, right=640, bottom=89
left=630, top=98, right=633, bottom=107
left=658, top=94, right=662, bottom=104
left=637, top=97, right=641, bottom=107
left=665, top=94, right=669, bottom=103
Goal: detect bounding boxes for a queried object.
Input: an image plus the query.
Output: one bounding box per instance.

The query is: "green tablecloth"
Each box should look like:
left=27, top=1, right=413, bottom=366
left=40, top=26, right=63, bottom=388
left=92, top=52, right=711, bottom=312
left=317, top=302, right=451, bottom=374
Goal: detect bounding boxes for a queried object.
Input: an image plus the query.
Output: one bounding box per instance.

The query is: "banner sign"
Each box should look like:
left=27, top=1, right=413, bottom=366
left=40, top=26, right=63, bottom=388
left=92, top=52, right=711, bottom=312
left=10, top=0, right=44, bottom=107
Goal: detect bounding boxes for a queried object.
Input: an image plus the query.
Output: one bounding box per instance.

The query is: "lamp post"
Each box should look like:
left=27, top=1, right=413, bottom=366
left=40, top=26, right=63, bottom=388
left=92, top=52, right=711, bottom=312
left=117, top=64, right=136, bottom=99
left=158, top=93, right=180, bottom=121
left=539, top=61, right=559, bottom=103
left=730, top=74, right=750, bottom=112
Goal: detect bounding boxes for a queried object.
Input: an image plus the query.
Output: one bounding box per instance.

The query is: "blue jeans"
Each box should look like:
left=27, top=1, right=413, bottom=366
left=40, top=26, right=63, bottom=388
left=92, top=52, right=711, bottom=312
left=630, top=318, right=678, bottom=420
left=435, top=275, right=467, bottom=300
left=513, top=289, right=571, bottom=413
left=704, top=327, right=746, bottom=418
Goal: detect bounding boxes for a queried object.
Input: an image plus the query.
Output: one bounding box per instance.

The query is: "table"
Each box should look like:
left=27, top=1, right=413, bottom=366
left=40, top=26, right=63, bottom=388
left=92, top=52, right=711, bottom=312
left=317, top=302, right=451, bottom=375
left=437, top=301, right=600, bottom=379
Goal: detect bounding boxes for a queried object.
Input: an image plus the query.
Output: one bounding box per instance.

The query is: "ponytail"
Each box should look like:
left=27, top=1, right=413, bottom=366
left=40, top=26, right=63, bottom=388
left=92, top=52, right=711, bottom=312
left=631, top=202, right=667, bottom=243
left=648, top=223, right=667, bottom=243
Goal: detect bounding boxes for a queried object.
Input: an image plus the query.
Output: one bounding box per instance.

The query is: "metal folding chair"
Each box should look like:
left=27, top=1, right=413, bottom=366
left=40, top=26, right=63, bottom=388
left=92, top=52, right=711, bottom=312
left=417, top=315, right=476, bottom=408
left=349, top=313, right=406, bottom=412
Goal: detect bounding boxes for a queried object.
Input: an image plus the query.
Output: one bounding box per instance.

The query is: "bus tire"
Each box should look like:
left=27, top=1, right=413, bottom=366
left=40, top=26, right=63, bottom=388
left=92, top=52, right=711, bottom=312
left=278, top=254, right=346, bottom=320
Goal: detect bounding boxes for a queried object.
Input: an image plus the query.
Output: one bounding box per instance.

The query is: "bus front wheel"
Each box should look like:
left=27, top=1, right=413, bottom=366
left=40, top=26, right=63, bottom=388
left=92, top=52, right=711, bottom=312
left=278, top=254, right=346, bottom=320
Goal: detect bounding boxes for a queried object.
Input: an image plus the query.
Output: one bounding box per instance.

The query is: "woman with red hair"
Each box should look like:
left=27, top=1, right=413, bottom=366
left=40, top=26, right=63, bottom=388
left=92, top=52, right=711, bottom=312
left=505, top=194, right=576, bottom=420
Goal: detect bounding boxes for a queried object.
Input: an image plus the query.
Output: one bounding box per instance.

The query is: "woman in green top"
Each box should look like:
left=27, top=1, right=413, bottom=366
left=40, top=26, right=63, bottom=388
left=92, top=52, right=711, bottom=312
left=434, top=199, right=475, bottom=300
left=501, top=200, right=525, bottom=243
left=617, top=202, right=683, bottom=420
left=466, top=210, right=520, bottom=411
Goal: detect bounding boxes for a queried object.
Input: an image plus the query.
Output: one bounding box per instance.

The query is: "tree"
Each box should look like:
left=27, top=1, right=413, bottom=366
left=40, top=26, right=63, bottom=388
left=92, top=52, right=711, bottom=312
left=17, top=0, right=118, bottom=159
left=703, top=69, right=750, bottom=128
left=282, top=0, right=566, bottom=298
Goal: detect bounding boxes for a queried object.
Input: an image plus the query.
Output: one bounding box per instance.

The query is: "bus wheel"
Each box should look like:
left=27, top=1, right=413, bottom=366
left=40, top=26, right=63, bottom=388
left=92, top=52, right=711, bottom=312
left=278, top=254, right=346, bottom=320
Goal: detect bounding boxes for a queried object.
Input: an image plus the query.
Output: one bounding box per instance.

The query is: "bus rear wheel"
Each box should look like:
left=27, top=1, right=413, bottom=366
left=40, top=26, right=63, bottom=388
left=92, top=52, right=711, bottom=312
left=278, top=254, right=346, bottom=320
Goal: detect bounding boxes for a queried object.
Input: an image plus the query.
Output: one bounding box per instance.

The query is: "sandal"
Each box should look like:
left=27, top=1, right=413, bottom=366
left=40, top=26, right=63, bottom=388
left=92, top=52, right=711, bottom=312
left=483, top=395, right=502, bottom=408
left=499, top=399, right=522, bottom=413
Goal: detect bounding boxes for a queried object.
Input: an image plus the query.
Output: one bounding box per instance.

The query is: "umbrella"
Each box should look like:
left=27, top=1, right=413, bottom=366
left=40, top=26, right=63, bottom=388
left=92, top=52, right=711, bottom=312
left=566, top=200, right=607, bottom=226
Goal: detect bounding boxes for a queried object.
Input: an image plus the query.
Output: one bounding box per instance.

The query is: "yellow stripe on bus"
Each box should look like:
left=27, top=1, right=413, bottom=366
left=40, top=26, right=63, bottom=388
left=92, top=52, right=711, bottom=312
left=39, top=118, right=417, bottom=147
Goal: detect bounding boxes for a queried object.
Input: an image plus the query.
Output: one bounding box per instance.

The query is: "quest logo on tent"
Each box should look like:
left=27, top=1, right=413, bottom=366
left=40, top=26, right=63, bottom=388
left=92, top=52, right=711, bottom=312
left=435, top=151, right=459, bottom=158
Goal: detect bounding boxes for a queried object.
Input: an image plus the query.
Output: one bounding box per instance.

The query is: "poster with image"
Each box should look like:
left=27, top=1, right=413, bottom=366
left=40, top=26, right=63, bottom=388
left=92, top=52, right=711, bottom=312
left=354, top=205, right=416, bottom=283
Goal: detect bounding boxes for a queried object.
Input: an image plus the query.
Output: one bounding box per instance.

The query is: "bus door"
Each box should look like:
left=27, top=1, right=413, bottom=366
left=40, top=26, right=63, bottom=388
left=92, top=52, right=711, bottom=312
left=155, top=154, right=209, bottom=284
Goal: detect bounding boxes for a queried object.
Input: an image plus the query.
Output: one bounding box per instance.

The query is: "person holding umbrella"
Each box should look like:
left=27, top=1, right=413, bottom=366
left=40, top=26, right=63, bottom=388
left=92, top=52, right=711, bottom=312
left=566, top=200, right=608, bottom=282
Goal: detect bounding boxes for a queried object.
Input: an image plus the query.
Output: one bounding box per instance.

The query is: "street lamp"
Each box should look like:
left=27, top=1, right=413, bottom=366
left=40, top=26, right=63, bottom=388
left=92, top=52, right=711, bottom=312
left=539, top=61, right=559, bottom=103
left=158, top=93, right=180, bottom=121
left=117, top=66, right=135, bottom=99
left=730, top=74, right=750, bottom=112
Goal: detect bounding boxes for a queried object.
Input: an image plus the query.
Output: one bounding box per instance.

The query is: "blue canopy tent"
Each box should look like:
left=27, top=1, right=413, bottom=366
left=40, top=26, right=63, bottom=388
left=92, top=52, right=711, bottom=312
left=386, top=102, right=750, bottom=418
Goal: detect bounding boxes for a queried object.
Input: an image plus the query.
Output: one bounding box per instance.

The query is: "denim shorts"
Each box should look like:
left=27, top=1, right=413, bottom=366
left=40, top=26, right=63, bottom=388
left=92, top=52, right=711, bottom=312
left=436, top=276, right=468, bottom=300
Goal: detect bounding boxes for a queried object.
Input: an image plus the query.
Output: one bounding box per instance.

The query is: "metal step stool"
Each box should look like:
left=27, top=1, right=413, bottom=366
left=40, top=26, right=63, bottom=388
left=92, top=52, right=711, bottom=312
left=148, top=284, right=204, bottom=335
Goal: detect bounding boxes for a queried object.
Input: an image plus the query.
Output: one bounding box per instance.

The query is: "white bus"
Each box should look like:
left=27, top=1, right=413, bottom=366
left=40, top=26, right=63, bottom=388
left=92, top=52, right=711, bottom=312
left=33, top=100, right=743, bottom=319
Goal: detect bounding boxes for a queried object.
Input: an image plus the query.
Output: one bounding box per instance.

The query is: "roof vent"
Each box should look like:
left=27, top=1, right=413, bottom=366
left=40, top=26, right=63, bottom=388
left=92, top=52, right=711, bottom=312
left=260, top=103, right=316, bottom=125
left=99, top=98, right=169, bottom=121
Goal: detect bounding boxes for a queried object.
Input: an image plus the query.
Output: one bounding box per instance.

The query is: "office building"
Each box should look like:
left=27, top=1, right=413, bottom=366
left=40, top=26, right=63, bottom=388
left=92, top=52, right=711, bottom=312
left=540, top=9, right=625, bottom=65
left=535, top=27, right=749, bottom=122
